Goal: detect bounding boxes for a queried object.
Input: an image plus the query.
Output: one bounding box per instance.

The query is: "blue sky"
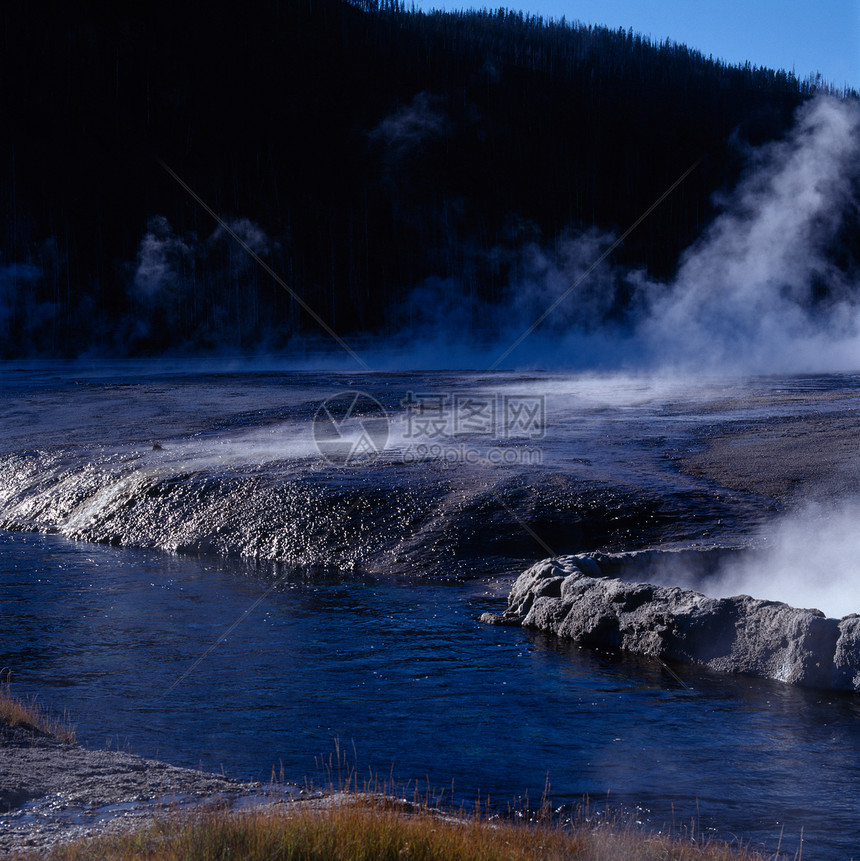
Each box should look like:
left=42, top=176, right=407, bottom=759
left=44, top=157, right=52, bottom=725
left=411, top=0, right=860, bottom=89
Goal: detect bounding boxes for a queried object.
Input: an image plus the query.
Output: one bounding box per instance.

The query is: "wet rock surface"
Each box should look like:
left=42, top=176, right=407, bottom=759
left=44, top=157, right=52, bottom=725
left=0, top=723, right=270, bottom=856
left=483, top=552, right=860, bottom=692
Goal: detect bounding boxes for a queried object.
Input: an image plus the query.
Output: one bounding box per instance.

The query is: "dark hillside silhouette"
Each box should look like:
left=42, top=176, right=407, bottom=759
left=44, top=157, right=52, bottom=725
left=0, top=0, right=854, bottom=355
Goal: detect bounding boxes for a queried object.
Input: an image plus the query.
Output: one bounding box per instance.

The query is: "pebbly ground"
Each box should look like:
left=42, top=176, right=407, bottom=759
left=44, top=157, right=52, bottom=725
left=0, top=722, right=290, bottom=857
left=678, top=411, right=860, bottom=505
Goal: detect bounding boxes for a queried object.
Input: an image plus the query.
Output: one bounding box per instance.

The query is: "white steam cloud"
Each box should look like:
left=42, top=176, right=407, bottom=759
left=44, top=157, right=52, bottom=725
left=708, top=499, right=860, bottom=619
left=132, top=215, right=192, bottom=301
left=384, top=95, right=860, bottom=374
left=131, top=215, right=272, bottom=304
left=125, top=214, right=281, bottom=350
left=642, top=95, right=860, bottom=373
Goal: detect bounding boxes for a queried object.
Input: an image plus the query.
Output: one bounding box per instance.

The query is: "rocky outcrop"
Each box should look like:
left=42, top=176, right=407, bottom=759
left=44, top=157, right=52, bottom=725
left=482, top=554, right=860, bottom=692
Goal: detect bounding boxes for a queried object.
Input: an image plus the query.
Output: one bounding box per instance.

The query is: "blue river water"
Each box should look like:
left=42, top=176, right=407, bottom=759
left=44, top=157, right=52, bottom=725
left=4, top=363, right=860, bottom=858
left=4, top=529, right=860, bottom=859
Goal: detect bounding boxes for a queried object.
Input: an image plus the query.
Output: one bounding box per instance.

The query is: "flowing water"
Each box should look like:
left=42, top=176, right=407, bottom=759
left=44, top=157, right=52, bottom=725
left=3, top=361, right=860, bottom=858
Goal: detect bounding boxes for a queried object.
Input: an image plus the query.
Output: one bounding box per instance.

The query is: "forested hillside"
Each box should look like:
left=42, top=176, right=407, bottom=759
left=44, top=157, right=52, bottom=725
left=0, top=0, right=854, bottom=356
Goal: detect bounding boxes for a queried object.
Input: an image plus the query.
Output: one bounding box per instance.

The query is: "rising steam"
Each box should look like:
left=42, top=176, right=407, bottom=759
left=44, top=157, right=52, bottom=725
left=641, top=95, right=860, bottom=373
left=708, top=498, right=860, bottom=619
left=1, top=94, right=857, bottom=371
left=376, top=94, right=860, bottom=373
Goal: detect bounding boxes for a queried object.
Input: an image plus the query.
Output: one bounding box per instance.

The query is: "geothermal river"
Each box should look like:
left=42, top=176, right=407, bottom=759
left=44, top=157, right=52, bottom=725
left=3, top=361, right=860, bottom=858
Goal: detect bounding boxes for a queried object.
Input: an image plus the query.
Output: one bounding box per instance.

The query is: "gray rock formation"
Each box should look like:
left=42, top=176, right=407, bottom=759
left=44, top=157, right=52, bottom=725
left=482, top=553, right=860, bottom=691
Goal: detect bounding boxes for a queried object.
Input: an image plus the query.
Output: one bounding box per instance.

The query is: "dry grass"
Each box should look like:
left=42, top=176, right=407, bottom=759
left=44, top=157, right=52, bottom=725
left=19, top=789, right=789, bottom=861
left=0, top=706, right=790, bottom=861
left=0, top=669, right=76, bottom=743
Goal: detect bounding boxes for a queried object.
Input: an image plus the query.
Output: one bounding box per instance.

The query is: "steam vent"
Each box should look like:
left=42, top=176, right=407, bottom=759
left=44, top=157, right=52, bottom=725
left=483, top=553, right=860, bottom=691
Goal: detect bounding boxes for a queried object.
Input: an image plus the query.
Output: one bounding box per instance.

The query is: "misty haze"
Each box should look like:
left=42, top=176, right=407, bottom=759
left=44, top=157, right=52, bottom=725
left=2, top=2, right=860, bottom=859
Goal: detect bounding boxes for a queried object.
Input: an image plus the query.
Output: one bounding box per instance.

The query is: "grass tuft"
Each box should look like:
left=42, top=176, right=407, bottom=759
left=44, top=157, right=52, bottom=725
left=0, top=669, right=77, bottom=743
left=2, top=719, right=791, bottom=860
left=25, top=795, right=789, bottom=861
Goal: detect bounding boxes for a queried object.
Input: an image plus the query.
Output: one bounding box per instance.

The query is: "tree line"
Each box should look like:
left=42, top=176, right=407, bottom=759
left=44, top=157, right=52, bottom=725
left=0, top=0, right=854, bottom=356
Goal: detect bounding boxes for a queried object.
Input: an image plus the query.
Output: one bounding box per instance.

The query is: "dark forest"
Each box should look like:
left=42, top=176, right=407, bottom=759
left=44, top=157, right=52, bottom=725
left=1, top=0, right=856, bottom=357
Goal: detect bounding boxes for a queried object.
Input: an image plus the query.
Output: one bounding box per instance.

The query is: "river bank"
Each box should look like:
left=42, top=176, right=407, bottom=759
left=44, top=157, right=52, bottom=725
left=1, top=720, right=785, bottom=861
left=0, top=718, right=274, bottom=856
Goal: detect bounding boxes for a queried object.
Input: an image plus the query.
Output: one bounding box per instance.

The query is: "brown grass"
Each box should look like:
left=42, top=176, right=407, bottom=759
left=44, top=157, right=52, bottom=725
left=0, top=669, right=76, bottom=743
left=17, top=789, right=791, bottom=861
left=1, top=705, right=791, bottom=861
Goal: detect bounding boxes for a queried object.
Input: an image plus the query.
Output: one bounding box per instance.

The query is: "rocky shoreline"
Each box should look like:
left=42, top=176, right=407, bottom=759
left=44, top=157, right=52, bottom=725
left=483, top=552, right=860, bottom=692
left=0, top=722, right=279, bottom=857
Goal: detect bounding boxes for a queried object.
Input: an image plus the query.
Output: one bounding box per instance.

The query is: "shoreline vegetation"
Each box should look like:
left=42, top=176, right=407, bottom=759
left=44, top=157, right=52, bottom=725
left=0, top=672, right=76, bottom=744
left=1, top=685, right=793, bottom=860
left=16, top=797, right=793, bottom=861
